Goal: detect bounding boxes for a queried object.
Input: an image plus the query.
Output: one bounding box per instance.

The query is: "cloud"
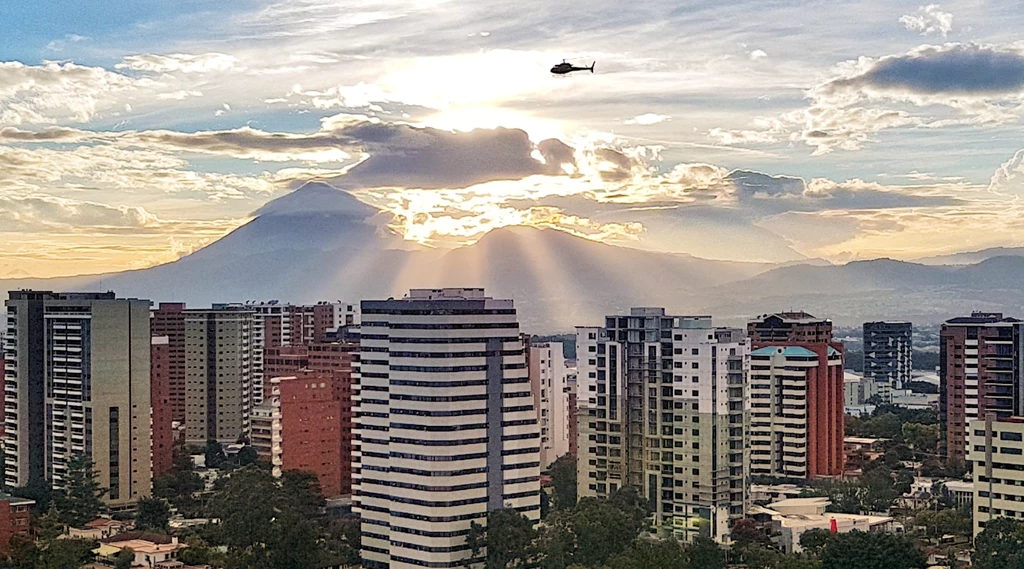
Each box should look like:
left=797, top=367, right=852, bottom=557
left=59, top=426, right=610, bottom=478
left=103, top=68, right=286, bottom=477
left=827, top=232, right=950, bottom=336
left=0, top=61, right=145, bottom=124
left=130, top=126, right=352, bottom=162
left=0, top=194, right=158, bottom=231
left=624, top=113, right=670, bottom=125
left=322, top=119, right=572, bottom=189
left=749, top=49, right=768, bottom=60
left=900, top=5, right=953, bottom=37
left=0, top=127, right=90, bottom=142
left=711, top=43, right=1024, bottom=154
left=117, top=53, right=240, bottom=74
left=821, top=44, right=1024, bottom=98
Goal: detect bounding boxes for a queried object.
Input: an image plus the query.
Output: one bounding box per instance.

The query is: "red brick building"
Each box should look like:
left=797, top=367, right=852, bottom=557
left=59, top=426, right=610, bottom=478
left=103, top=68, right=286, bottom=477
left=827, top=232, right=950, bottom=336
left=151, top=303, right=187, bottom=421
left=259, top=342, right=357, bottom=496
left=264, top=346, right=309, bottom=399
left=151, top=337, right=174, bottom=479
left=0, top=495, right=33, bottom=553
left=274, top=371, right=347, bottom=496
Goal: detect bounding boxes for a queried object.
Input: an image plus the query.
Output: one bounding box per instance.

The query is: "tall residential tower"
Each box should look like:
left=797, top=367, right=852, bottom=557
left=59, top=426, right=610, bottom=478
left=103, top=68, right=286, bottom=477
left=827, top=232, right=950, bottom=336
left=4, top=291, right=152, bottom=506
left=863, top=321, right=912, bottom=402
left=575, top=310, right=749, bottom=543
left=354, top=289, right=540, bottom=569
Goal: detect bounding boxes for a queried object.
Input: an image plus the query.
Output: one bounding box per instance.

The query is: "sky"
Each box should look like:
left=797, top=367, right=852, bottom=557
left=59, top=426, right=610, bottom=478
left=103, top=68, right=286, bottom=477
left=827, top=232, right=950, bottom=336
left=2, top=0, right=1024, bottom=277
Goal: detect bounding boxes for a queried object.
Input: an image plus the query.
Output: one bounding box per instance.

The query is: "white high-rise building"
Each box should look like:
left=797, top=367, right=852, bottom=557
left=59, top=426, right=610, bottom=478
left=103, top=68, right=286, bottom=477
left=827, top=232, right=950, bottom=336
left=529, top=342, right=570, bottom=469
left=969, top=416, right=1024, bottom=536
left=354, top=288, right=541, bottom=569
left=575, top=309, right=750, bottom=543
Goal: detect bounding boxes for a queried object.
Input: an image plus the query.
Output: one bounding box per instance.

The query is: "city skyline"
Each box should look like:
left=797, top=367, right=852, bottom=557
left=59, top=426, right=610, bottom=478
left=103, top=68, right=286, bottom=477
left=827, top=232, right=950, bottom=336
left=2, top=1, right=1024, bottom=277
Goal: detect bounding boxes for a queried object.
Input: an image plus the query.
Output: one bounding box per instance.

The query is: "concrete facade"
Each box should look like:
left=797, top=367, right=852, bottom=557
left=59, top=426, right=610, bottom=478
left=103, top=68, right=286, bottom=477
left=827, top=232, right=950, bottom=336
left=575, top=310, right=750, bottom=543
left=940, top=313, right=1024, bottom=463
left=863, top=321, right=912, bottom=403
left=354, top=288, right=540, bottom=569
left=184, top=309, right=254, bottom=446
left=529, top=342, right=570, bottom=469
left=749, top=344, right=845, bottom=479
left=4, top=291, right=152, bottom=506
left=969, top=416, right=1024, bottom=536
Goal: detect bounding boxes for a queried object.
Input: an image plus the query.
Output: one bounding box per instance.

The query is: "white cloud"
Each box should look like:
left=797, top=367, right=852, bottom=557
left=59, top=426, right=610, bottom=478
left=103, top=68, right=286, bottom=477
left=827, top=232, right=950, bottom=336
left=117, top=53, right=240, bottom=74
left=749, top=49, right=768, bottom=60
left=624, top=113, right=670, bottom=125
left=0, top=61, right=145, bottom=124
left=900, top=5, right=953, bottom=37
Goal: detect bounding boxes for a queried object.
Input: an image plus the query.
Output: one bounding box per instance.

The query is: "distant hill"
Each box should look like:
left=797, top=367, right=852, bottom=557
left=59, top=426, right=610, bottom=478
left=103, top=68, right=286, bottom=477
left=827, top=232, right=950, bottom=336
left=8, top=184, right=1024, bottom=331
left=916, top=246, right=1024, bottom=265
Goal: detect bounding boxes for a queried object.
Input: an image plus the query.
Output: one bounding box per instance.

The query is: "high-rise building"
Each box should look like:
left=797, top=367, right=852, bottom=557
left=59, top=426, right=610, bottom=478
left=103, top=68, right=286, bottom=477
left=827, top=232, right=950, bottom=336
left=566, top=365, right=579, bottom=459
left=748, top=344, right=844, bottom=479
left=748, top=312, right=833, bottom=344
left=529, top=342, right=570, bottom=469
left=263, top=346, right=309, bottom=400
left=215, top=301, right=358, bottom=405
left=151, top=336, right=174, bottom=479
left=4, top=291, right=152, bottom=506
left=863, top=321, right=912, bottom=402
left=969, top=415, right=1024, bottom=536
left=184, top=309, right=254, bottom=446
left=354, top=288, right=540, bottom=569
left=268, top=371, right=347, bottom=496
left=255, top=341, right=357, bottom=494
left=575, top=310, right=749, bottom=543
left=151, top=303, right=187, bottom=422
left=940, top=313, right=1024, bottom=463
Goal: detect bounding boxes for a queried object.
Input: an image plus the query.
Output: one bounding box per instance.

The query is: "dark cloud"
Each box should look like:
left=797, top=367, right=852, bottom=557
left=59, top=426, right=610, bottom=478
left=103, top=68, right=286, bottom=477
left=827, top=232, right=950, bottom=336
left=729, top=170, right=805, bottom=197
left=0, top=127, right=87, bottom=141
left=331, top=123, right=566, bottom=189
left=727, top=169, right=961, bottom=213
left=133, top=127, right=352, bottom=159
left=825, top=44, right=1024, bottom=96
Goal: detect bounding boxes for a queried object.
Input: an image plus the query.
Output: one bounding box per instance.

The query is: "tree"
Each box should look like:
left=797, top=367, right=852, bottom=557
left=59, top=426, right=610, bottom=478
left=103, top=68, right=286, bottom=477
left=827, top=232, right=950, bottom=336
left=731, top=518, right=775, bottom=551
left=799, top=529, right=834, bottom=557
left=973, top=517, right=1024, bottom=569
left=153, top=448, right=205, bottom=517
left=279, top=470, right=325, bottom=521
left=56, top=454, right=107, bottom=527
left=914, top=508, right=972, bottom=538
left=686, top=537, right=726, bottom=569
left=205, top=440, right=227, bottom=469
left=819, top=531, right=925, bottom=569
left=135, top=497, right=171, bottom=532
left=232, top=445, right=258, bottom=468
left=548, top=455, right=577, bottom=512
left=209, top=466, right=324, bottom=569
left=36, top=538, right=97, bottom=569
left=534, top=487, right=649, bottom=569
left=466, top=509, right=538, bottom=569
left=114, top=548, right=135, bottom=569
left=605, top=539, right=689, bottom=569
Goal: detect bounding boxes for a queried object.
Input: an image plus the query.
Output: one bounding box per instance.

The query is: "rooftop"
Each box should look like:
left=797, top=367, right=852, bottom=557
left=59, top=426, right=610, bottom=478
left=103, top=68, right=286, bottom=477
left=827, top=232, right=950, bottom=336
left=752, top=346, right=818, bottom=357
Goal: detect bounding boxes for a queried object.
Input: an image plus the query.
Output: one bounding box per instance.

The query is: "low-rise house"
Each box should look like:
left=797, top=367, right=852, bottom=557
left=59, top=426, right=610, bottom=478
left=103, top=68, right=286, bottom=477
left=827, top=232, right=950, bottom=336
left=95, top=533, right=187, bottom=568
left=67, top=518, right=130, bottom=541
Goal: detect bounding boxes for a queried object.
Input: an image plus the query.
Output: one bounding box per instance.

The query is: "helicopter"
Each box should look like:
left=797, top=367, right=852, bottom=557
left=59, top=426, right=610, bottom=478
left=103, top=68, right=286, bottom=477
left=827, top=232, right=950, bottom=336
left=550, top=59, right=595, bottom=75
